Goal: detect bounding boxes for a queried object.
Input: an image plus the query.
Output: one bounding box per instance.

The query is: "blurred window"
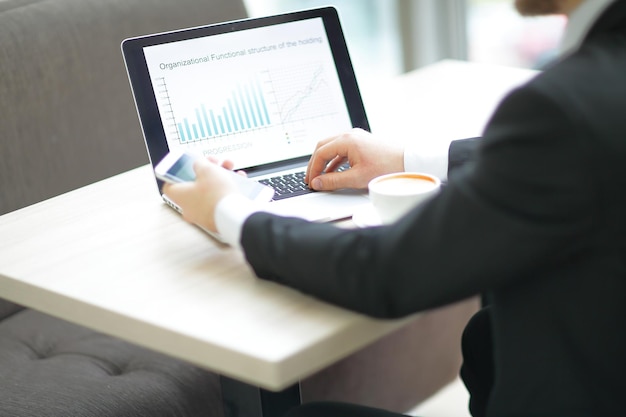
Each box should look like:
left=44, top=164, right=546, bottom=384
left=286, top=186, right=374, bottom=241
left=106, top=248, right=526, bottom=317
left=467, top=0, right=566, bottom=69
left=244, top=0, right=567, bottom=76
left=243, top=0, right=403, bottom=83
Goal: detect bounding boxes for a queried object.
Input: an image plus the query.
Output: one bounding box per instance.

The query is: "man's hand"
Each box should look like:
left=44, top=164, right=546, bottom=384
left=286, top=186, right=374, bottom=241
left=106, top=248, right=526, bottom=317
left=305, top=128, right=405, bottom=191
left=162, top=157, right=239, bottom=233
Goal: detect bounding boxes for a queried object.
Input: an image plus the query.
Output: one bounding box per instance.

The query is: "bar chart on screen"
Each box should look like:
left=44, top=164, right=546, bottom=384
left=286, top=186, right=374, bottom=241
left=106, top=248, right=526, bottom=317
left=162, top=76, right=272, bottom=143
left=154, top=62, right=343, bottom=150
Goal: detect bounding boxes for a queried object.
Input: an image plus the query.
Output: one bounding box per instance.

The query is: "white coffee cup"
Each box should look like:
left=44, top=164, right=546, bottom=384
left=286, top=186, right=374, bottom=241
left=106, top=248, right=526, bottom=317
left=368, top=172, right=441, bottom=224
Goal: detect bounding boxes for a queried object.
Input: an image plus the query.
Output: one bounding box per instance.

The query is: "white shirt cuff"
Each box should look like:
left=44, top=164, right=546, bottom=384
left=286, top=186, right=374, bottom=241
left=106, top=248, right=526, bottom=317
left=403, top=139, right=453, bottom=181
left=214, top=194, right=261, bottom=248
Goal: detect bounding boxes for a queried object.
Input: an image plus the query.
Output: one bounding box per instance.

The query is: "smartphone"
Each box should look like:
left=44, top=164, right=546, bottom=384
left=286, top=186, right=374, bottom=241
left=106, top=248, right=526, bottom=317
left=154, top=151, right=274, bottom=202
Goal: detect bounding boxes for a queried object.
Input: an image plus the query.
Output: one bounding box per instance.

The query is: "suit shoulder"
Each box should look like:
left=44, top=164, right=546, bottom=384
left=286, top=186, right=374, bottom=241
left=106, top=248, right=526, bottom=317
left=530, top=33, right=626, bottom=100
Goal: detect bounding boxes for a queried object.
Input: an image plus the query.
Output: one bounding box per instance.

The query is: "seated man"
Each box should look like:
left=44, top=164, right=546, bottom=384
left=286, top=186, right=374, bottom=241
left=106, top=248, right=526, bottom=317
left=161, top=0, right=626, bottom=416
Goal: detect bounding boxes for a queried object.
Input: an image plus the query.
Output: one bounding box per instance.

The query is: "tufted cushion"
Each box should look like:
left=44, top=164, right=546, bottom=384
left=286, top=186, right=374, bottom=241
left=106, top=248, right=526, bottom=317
left=0, top=309, right=224, bottom=417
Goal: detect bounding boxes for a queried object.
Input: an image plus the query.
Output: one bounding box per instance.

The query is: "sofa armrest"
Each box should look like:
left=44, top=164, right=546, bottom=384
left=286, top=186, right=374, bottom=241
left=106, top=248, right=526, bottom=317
left=0, top=299, right=24, bottom=320
left=0, top=0, right=247, bottom=215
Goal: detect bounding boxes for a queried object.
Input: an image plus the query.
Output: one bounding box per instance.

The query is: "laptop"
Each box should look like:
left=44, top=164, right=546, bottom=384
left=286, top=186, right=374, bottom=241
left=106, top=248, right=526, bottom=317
left=122, top=6, right=370, bottom=222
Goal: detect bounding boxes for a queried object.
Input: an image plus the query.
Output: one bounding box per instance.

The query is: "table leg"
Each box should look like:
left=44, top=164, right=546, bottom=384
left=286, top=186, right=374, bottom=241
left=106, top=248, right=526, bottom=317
left=220, top=376, right=302, bottom=417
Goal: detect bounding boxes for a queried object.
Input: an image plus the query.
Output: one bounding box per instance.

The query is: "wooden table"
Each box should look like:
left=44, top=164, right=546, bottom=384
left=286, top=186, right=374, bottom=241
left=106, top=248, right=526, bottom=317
left=0, top=59, right=537, bottom=416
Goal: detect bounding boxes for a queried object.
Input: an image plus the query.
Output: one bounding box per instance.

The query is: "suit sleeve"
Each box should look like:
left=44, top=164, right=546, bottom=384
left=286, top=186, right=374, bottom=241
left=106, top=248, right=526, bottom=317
left=241, top=84, right=594, bottom=319
left=448, top=137, right=480, bottom=178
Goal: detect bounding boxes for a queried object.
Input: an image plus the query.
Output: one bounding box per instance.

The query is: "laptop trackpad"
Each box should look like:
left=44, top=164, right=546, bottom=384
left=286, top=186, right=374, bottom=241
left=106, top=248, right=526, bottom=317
left=265, top=189, right=370, bottom=222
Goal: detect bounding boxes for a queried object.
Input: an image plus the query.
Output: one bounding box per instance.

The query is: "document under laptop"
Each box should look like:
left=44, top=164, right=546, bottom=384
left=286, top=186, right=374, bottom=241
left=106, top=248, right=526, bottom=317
left=122, top=7, right=370, bottom=222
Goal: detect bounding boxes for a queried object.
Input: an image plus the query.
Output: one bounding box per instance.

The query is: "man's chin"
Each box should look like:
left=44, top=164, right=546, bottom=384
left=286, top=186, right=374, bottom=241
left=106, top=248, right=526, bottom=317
left=514, top=0, right=563, bottom=16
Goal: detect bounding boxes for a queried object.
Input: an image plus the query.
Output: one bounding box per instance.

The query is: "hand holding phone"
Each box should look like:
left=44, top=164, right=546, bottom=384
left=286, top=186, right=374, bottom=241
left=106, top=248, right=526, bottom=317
left=154, top=151, right=274, bottom=202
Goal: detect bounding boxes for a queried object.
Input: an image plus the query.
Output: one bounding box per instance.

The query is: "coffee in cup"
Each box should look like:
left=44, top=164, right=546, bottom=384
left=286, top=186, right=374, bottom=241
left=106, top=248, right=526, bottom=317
left=368, top=172, right=441, bottom=224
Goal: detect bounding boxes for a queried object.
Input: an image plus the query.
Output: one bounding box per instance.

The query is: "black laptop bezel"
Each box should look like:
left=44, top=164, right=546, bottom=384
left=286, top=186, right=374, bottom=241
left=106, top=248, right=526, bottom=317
left=122, top=6, right=369, bottom=186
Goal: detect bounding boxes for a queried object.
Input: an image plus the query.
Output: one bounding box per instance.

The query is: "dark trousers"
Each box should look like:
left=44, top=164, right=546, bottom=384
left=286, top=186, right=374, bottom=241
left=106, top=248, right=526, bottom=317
left=284, top=307, right=494, bottom=417
left=459, top=306, right=494, bottom=417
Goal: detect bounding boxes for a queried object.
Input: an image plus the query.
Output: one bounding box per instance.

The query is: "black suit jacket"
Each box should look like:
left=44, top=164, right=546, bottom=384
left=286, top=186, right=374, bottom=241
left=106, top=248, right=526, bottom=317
left=241, top=2, right=626, bottom=415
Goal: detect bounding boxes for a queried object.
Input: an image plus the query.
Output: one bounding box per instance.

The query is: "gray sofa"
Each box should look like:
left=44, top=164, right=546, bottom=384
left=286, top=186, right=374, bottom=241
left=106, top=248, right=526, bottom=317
left=0, top=0, right=479, bottom=415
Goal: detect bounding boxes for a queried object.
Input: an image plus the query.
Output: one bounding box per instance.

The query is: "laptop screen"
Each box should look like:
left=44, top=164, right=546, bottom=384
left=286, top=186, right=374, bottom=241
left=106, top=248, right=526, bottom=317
left=123, top=7, right=369, bottom=174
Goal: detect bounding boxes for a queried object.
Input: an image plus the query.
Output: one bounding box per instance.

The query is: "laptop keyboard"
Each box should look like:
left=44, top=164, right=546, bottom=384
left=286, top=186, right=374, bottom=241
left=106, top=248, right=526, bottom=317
left=258, top=171, right=314, bottom=200
left=257, top=164, right=350, bottom=201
